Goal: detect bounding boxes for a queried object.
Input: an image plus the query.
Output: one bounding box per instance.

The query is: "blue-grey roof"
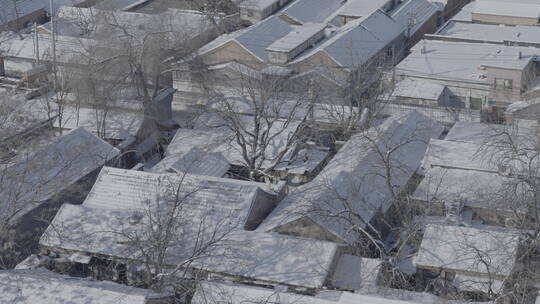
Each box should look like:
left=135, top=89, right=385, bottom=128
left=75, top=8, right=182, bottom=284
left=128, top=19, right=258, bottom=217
left=391, top=0, right=438, bottom=37
left=280, top=0, right=342, bottom=24
left=236, top=15, right=294, bottom=60
left=318, top=9, right=404, bottom=67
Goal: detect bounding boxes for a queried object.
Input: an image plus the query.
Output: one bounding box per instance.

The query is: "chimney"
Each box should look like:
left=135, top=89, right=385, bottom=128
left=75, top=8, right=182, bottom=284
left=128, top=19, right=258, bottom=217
left=517, top=51, right=523, bottom=59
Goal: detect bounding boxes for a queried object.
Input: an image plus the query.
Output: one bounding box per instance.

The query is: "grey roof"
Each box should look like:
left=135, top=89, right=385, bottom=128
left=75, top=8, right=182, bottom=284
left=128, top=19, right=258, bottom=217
left=337, top=0, right=391, bottom=18
left=415, top=224, right=520, bottom=277
left=0, top=128, right=119, bottom=225
left=296, top=9, right=404, bottom=68
left=280, top=0, right=342, bottom=24
left=444, top=121, right=537, bottom=143
left=436, top=21, right=540, bottom=46
left=0, top=269, right=170, bottom=304
left=391, top=0, right=438, bottom=37
left=236, top=15, right=295, bottom=60
left=259, top=111, right=443, bottom=242
left=392, top=78, right=446, bottom=100
left=267, top=22, right=326, bottom=52
left=396, top=40, right=538, bottom=83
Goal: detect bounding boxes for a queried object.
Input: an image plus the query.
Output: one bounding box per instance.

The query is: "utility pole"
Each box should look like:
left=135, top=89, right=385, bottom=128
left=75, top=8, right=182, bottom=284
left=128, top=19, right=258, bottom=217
left=34, top=23, right=40, bottom=65
left=50, top=0, right=57, bottom=92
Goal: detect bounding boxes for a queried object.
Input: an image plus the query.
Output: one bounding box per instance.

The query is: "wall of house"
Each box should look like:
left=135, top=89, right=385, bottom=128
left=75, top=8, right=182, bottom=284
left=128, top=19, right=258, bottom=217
left=1, top=166, right=104, bottom=268
left=471, top=13, right=539, bottom=26
left=0, top=9, right=47, bottom=32
left=395, top=74, right=491, bottom=109
left=272, top=217, right=345, bottom=243
left=408, top=14, right=438, bottom=49
left=201, top=40, right=267, bottom=70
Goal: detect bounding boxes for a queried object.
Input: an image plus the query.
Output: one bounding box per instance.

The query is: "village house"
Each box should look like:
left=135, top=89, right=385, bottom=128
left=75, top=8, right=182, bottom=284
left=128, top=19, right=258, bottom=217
left=431, top=20, right=540, bottom=49
left=176, top=1, right=411, bottom=104
left=394, top=39, right=540, bottom=119
left=413, top=121, right=539, bottom=227
left=414, top=224, right=521, bottom=297
left=238, top=0, right=292, bottom=24
left=258, top=111, right=443, bottom=244
left=505, top=99, right=540, bottom=122
left=390, top=0, right=439, bottom=48
left=0, top=269, right=173, bottom=303
left=0, top=127, right=119, bottom=266
left=39, top=167, right=343, bottom=290
left=0, top=0, right=97, bottom=32
left=471, top=0, right=540, bottom=26
left=191, top=280, right=434, bottom=304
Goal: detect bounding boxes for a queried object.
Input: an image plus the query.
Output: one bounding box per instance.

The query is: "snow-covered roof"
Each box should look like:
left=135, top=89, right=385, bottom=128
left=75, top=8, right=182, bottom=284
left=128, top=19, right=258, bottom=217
left=0, top=34, right=95, bottom=67
left=191, top=112, right=303, bottom=169
left=415, top=224, right=520, bottom=277
left=42, top=200, right=338, bottom=288
left=93, top=0, right=150, bottom=10
left=150, top=150, right=231, bottom=177
left=192, top=281, right=425, bottom=304
left=259, top=111, right=443, bottom=243
left=0, top=95, right=55, bottom=144
left=53, top=6, right=214, bottom=39
left=0, top=0, right=88, bottom=25
left=0, top=269, right=170, bottom=304
left=391, top=0, right=438, bottom=37
left=444, top=121, right=536, bottom=143
left=393, top=78, right=446, bottom=101
left=422, top=138, right=540, bottom=177
left=473, top=0, right=540, bottom=20
left=396, top=40, right=538, bottom=83
left=57, top=106, right=143, bottom=141
left=332, top=255, right=383, bottom=290
left=193, top=281, right=337, bottom=304
left=413, top=167, right=532, bottom=213
left=437, top=21, right=540, bottom=46
left=280, top=0, right=342, bottom=24
left=0, top=128, right=119, bottom=225
left=337, top=0, right=391, bottom=18
left=453, top=273, right=505, bottom=294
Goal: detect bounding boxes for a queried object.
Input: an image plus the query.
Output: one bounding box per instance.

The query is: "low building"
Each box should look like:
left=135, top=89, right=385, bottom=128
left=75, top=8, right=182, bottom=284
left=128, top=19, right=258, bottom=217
left=0, top=0, right=97, bottom=32
left=239, top=0, right=292, bottom=24
left=178, top=7, right=407, bottom=103
left=191, top=280, right=426, bottom=304
left=395, top=39, right=540, bottom=116
left=39, top=167, right=341, bottom=290
left=471, top=0, right=540, bottom=26
left=505, top=99, right=540, bottom=121
left=0, top=269, right=173, bottom=303
left=432, top=20, right=540, bottom=48
left=414, top=224, right=520, bottom=296
left=391, top=0, right=439, bottom=48
left=413, top=167, right=532, bottom=226
left=335, top=0, right=395, bottom=25
left=258, top=111, right=443, bottom=244
left=0, top=127, right=119, bottom=266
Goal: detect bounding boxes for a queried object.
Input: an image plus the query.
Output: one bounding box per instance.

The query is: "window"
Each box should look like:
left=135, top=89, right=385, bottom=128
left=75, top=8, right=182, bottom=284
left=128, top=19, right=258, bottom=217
left=494, top=78, right=513, bottom=90
left=247, top=9, right=254, bottom=17
left=470, top=97, right=483, bottom=110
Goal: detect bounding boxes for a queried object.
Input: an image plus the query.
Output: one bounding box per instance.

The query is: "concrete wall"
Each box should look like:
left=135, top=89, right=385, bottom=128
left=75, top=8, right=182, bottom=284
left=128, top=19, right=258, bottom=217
left=472, top=13, right=539, bottom=26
